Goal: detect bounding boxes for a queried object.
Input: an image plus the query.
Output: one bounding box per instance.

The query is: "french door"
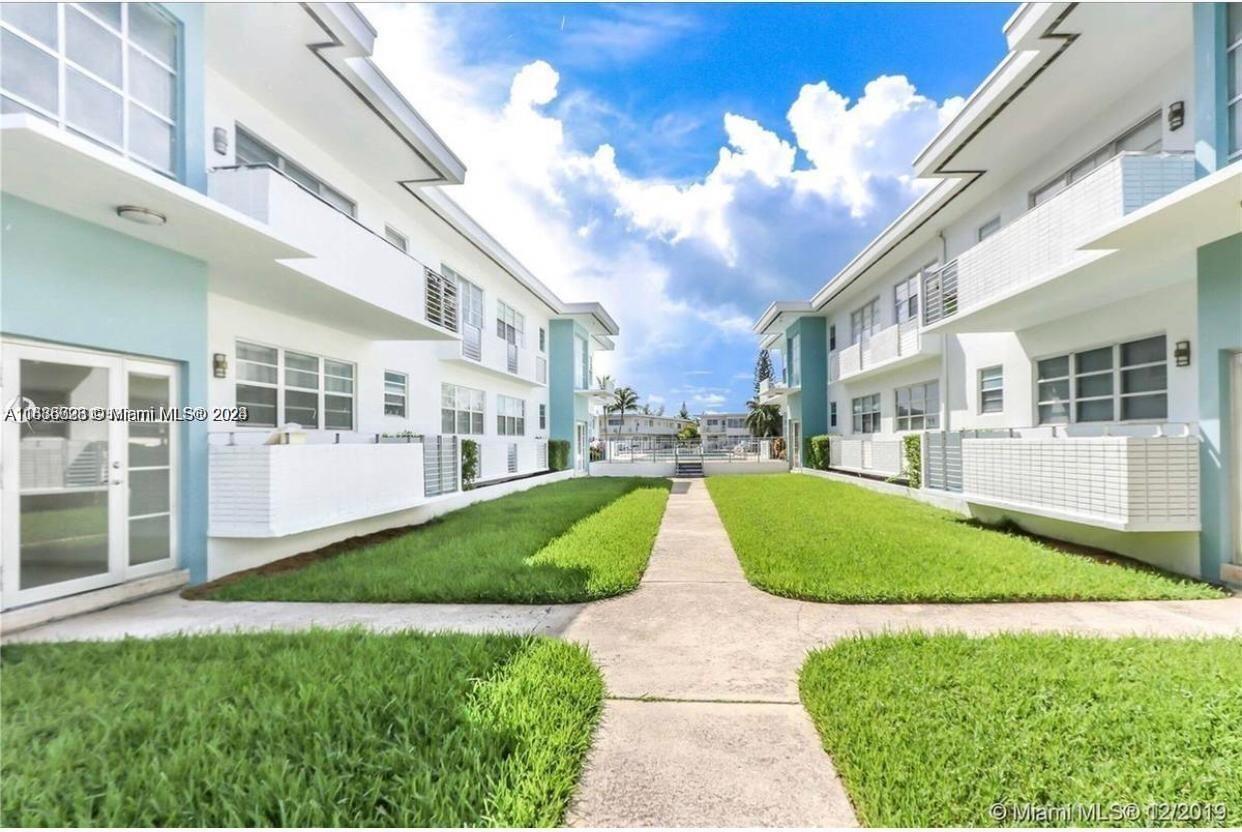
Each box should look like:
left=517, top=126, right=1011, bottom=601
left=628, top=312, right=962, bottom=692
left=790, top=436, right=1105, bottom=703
left=575, top=422, right=588, bottom=472
left=1, top=341, right=178, bottom=609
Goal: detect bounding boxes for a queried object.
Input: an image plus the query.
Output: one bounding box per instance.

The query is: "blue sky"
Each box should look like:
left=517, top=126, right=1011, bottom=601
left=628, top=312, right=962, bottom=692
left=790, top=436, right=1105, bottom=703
left=370, top=3, right=1015, bottom=414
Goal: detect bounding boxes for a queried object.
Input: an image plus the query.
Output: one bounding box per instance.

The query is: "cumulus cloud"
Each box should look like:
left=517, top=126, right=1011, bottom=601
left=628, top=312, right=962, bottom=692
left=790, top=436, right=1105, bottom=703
left=366, top=5, right=960, bottom=406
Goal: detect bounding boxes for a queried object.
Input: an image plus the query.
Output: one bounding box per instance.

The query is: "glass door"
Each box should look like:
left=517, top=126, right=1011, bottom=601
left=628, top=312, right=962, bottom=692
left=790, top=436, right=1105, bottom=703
left=575, top=422, right=588, bottom=472
left=1, top=342, right=178, bottom=609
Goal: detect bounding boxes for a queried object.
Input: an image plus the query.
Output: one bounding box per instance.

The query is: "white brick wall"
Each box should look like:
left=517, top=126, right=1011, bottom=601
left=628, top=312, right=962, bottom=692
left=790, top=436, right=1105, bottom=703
left=961, top=435, right=1199, bottom=531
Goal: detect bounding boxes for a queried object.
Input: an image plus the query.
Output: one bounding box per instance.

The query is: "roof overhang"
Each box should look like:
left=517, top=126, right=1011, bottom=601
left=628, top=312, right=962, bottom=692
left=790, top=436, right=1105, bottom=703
left=753, top=301, right=813, bottom=336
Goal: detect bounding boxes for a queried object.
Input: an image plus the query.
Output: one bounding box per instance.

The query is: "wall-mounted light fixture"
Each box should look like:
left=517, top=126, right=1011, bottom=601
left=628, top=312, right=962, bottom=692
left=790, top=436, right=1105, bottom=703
left=1174, top=339, right=1191, bottom=367
left=213, top=126, right=229, bottom=155
left=213, top=353, right=229, bottom=378
left=116, top=205, right=166, bottom=226
left=1168, top=101, right=1185, bottom=131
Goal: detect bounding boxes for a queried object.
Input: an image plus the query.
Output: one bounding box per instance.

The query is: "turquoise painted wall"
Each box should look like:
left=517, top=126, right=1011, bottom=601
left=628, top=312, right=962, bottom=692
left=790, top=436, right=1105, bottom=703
left=547, top=320, right=579, bottom=456
left=785, top=316, right=828, bottom=463
left=1197, top=233, right=1242, bottom=583
left=1193, top=3, right=1230, bottom=177
left=1, top=195, right=210, bottom=582
left=151, top=3, right=207, bottom=192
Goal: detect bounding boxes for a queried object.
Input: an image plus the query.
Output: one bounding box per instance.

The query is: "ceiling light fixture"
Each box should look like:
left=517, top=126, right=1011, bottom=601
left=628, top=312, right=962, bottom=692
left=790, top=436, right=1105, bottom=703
left=116, top=205, right=166, bottom=226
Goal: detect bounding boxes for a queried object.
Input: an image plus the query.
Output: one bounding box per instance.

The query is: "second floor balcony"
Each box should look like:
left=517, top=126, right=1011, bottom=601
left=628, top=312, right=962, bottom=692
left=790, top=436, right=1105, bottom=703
left=836, top=319, right=940, bottom=383
left=209, top=164, right=461, bottom=341
left=922, top=152, right=1196, bottom=333
left=438, top=325, right=546, bottom=386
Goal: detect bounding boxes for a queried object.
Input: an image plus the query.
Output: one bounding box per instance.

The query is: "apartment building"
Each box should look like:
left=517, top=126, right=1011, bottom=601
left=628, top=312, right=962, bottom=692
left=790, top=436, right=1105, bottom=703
left=700, top=412, right=753, bottom=447
left=756, top=2, right=1241, bottom=585
left=0, top=3, right=617, bottom=610
left=598, top=413, right=694, bottom=440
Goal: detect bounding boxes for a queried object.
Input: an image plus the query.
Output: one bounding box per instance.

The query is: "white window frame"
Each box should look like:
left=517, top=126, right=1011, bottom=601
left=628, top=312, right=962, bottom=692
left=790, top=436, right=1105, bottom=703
left=535, top=355, right=547, bottom=384
left=497, top=394, right=525, bottom=436
left=1228, top=3, right=1242, bottom=160
left=538, top=326, right=546, bottom=353
left=233, top=339, right=355, bottom=431
left=539, top=403, right=547, bottom=430
left=851, top=394, right=881, bottom=434
left=441, top=383, right=484, bottom=435
left=234, top=125, right=356, bottom=216
left=0, top=2, right=180, bottom=175
left=1035, top=335, right=1168, bottom=425
left=895, top=381, right=939, bottom=431
left=1028, top=111, right=1162, bottom=207
left=383, top=370, right=407, bottom=417
left=829, top=401, right=837, bottom=428
left=789, top=332, right=801, bottom=387
left=894, top=274, right=919, bottom=324
left=497, top=300, right=525, bottom=348
left=978, top=365, right=1004, bottom=414
left=977, top=216, right=1001, bottom=241
left=850, top=298, right=880, bottom=345
left=384, top=225, right=408, bottom=253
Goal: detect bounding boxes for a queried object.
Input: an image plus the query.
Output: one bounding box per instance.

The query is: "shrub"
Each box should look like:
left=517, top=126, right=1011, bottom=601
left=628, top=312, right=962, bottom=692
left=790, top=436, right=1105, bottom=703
left=548, top=439, right=571, bottom=471
left=460, top=438, right=479, bottom=489
left=902, top=434, right=922, bottom=489
left=807, top=435, right=830, bottom=470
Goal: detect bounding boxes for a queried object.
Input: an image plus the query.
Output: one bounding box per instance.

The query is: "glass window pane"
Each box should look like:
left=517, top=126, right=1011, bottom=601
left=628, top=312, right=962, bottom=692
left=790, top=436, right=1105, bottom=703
left=128, top=2, right=176, bottom=66
left=456, top=412, right=469, bottom=434
left=1038, top=379, right=1070, bottom=402
left=129, top=468, right=170, bottom=516
left=1037, top=356, right=1069, bottom=380
left=236, top=362, right=276, bottom=385
left=1230, top=48, right=1241, bottom=101
left=1, top=29, right=59, bottom=113
left=79, top=3, right=121, bottom=29
left=1076, top=373, right=1113, bottom=399
left=66, top=7, right=122, bottom=85
left=65, top=67, right=123, bottom=145
left=285, top=369, right=319, bottom=390
left=1122, top=393, right=1167, bottom=421
left=1122, top=364, right=1167, bottom=395
left=235, top=385, right=276, bottom=426
left=237, top=342, right=277, bottom=364
left=129, top=46, right=174, bottom=117
left=1, top=3, right=58, bottom=48
left=129, top=513, right=170, bottom=565
left=1038, top=402, right=1069, bottom=424
left=129, top=373, right=170, bottom=466
left=235, top=128, right=278, bottom=167
left=324, top=394, right=352, bottom=430
left=320, top=186, right=356, bottom=217
left=1076, top=346, right=1113, bottom=374
left=284, top=390, right=318, bottom=427
left=324, top=360, right=353, bottom=379
left=441, top=410, right=454, bottom=433
left=1076, top=399, right=1114, bottom=422
left=127, top=103, right=173, bottom=171
left=285, top=351, right=317, bottom=371
left=325, top=375, right=353, bottom=394
left=472, top=413, right=484, bottom=434
left=1120, top=335, right=1166, bottom=367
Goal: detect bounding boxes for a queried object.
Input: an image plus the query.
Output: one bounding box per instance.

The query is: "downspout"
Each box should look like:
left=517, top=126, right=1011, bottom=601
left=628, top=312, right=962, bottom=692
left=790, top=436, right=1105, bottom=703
left=938, top=230, right=951, bottom=433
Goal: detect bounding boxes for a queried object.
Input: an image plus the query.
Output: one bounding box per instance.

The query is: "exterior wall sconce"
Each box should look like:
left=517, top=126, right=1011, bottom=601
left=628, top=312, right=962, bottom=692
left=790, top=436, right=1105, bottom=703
left=1168, top=101, right=1185, bottom=131
left=213, top=126, right=229, bottom=155
left=213, top=353, right=229, bottom=378
left=1174, top=340, right=1191, bottom=367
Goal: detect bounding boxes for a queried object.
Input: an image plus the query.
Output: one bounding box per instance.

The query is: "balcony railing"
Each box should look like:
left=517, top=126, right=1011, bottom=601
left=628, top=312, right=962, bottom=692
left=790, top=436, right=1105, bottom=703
left=923, top=152, right=1195, bottom=327
left=836, top=319, right=934, bottom=382
left=424, top=268, right=460, bottom=334
left=602, top=437, right=783, bottom=463
left=828, top=437, right=905, bottom=478
left=923, top=424, right=1199, bottom=531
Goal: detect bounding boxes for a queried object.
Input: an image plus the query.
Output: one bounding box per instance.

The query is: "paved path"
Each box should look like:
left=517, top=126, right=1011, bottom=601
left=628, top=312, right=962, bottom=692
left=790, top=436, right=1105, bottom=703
left=6, top=478, right=1241, bottom=826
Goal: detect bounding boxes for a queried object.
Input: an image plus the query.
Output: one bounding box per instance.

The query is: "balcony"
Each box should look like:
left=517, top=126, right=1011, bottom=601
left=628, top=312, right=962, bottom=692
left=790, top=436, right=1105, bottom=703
left=924, top=426, right=1199, bottom=532
left=922, top=152, right=1196, bottom=333
left=836, top=319, right=940, bottom=383
left=438, top=327, right=545, bottom=386
left=209, top=164, right=461, bottom=340
left=757, top=377, right=793, bottom=403
left=577, top=377, right=615, bottom=400
left=208, top=433, right=461, bottom=537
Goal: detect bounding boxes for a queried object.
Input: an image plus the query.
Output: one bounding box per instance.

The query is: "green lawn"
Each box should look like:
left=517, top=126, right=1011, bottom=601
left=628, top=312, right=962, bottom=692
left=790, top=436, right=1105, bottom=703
left=1, top=631, right=604, bottom=827
left=800, top=633, right=1242, bottom=827
left=204, top=477, right=671, bottom=604
left=707, top=474, right=1220, bottom=602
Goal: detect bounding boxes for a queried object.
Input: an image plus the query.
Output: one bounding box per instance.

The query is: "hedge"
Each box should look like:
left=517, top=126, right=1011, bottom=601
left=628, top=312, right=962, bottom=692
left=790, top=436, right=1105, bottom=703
left=807, top=435, right=831, bottom=470
left=548, top=439, right=571, bottom=472
left=902, top=433, right=922, bottom=489
left=460, top=438, right=479, bottom=489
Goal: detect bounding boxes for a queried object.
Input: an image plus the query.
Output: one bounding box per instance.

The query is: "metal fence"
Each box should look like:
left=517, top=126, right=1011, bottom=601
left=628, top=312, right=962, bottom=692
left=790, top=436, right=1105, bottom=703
left=423, top=435, right=459, bottom=497
left=601, top=437, right=781, bottom=463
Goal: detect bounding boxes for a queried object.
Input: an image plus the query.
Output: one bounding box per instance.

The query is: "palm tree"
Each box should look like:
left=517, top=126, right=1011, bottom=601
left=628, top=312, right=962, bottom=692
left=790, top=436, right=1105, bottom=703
left=609, top=386, right=639, bottom=439
left=745, top=399, right=782, bottom=438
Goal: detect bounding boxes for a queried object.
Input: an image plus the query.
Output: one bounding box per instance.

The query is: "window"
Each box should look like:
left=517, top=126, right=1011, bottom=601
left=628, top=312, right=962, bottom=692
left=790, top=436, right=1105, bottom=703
left=978, top=216, right=1001, bottom=241
left=538, top=327, right=546, bottom=352
left=1029, top=112, right=1162, bottom=207
left=574, top=335, right=589, bottom=389
left=234, top=126, right=356, bottom=216
left=828, top=324, right=836, bottom=351
left=850, top=298, right=879, bottom=344
left=851, top=394, right=881, bottom=434
left=507, top=443, right=518, bottom=474
left=497, top=395, right=525, bottom=436
left=233, top=340, right=354, bottom=430
left=978, top=366, right=1004, bottom=414
left=789, top=332, right=801, bottom=387
left=539, top=403, right=546, bottom=430
left=536, top=356, right=547, bottom=384
left=441, top=384, right=484, bottom=435
left=896, top=381, right=939, bottom=431
left=384, top=371, right=407, bottom=417
left=829, top=401, right=837, bottom=428
left=452, top=269, right=484, bottom=362
left=1, top=3, right=179, bottom=174
left=496, top=300, right=525, bottom=347
left=384, top=225, right=408, bottom=253
left=894, top=274, right=919, bottom=324
left=1036, top=335, right=1167, bottom=424
left=1229, top=3, right=1242, bottom=159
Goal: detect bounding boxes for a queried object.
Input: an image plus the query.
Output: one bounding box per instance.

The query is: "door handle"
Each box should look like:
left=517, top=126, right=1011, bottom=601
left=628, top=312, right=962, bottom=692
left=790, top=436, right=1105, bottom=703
left=111, top=478, right=123, bottom=485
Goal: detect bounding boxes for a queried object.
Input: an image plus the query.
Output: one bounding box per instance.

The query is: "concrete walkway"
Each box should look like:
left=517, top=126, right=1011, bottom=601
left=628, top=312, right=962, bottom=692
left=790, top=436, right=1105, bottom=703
left=6, top=478, right=1242, bottom=826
